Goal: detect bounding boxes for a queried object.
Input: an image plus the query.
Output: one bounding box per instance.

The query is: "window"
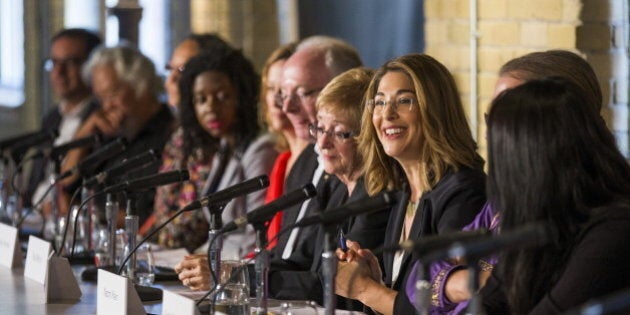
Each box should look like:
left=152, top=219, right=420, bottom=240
left=0, top=0, right=25, bottom=107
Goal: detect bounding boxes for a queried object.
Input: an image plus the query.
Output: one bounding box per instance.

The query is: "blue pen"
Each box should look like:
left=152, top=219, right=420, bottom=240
left=338, top=230, right=348, bottom=252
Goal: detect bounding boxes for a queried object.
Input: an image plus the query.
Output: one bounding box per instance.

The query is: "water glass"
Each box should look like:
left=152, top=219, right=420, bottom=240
left=94, top=228, right=111, bottom=267
left=212, top=260, right=250, bottom=315
left=135, top=243, right=155, bottom=286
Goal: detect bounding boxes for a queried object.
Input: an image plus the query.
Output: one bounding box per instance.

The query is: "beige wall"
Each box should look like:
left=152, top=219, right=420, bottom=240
left=190, top=0, right=279, bottom=70
left=424, top=0, right=629, bottom=157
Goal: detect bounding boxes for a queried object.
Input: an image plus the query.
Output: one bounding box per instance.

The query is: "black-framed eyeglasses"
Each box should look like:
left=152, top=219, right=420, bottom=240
left=44, top=57, right=86, bottom=71
left=308, top=124, right=356, bottom=143
left=275, top=87, right=323, bottom=106
left=165, top=64, right=185, bottom=74
left=367, top=96, right=417, bottom=114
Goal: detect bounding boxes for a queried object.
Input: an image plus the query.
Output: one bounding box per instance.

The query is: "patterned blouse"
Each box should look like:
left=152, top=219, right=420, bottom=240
left=151, top=128, right=212, bottom=252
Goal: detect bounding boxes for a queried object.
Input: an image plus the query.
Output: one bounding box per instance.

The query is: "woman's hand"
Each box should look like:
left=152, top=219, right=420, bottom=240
left=336, top=240, right=382, bottom=282
left=174, top=254, right=211, bottom=291
left=335, top=259, right=374, bottom=299
left=336, top=259, right=396, bottom=315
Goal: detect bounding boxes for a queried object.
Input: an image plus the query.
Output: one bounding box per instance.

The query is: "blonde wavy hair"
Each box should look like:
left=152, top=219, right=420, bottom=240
left=258, top=42, right=297, bottom=151
left=359, top=53, right=483, bottom=195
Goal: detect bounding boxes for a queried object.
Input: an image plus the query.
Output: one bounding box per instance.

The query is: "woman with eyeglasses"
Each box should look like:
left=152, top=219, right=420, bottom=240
left=334, top=54, right=486, bottom=314
left=265, top=67, right=393, bottom=308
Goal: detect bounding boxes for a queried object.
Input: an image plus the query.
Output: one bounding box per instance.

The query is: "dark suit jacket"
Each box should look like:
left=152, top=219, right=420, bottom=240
left=24, top=99, right=99, bottom=207
left=383, top=167, right=486, bottom=291
left=272, top=144, right=321, bottom=259
left=268, top=177, right=390, bottom=309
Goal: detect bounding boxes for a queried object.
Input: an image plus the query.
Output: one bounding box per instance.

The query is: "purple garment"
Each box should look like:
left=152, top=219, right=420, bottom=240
left=405, top=202, right=499, bottom=314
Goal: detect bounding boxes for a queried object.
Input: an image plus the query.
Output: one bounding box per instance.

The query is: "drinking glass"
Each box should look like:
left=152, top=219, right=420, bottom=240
left=212, top=260, right=250, bottom=315
left=135, top=243, right=155, bottom=286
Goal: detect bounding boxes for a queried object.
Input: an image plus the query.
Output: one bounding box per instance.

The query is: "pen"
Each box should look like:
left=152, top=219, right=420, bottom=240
left=338, top=230, right=348, bottom=252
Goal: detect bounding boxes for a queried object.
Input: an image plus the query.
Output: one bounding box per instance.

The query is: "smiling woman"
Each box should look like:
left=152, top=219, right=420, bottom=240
left=334, top=54, right=486, bottom=315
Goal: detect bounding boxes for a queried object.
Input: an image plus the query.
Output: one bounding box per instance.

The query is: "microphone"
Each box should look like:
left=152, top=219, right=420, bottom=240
left=294, top=191, right=397, bottom=228
left=382, top=229, right=490, bottom=253
left=9, top=129, right=58, bottom=162
left=180, top=175, right=270, bottom=212
left=220, top=183, right=317, bottom=233
left=102, top=169, right=190, bottom=194
left=83, top=149, right=159, bottom=187
left=57, top=137, right=127, bottom=180
left=48, top=134, right=101, bottom=160
left=0, top=130, right=41, bottom=152
left=424, top=222, right=550, bottom=262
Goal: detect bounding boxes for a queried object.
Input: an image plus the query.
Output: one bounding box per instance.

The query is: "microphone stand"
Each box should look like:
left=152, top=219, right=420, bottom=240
left=252, top=222, right=270, bottom=315
left=124, top=194, right=162, bottom=302
left=413, top=261, right=431, bottom=315
left=0, top=155, right=12, bottom=223
left=106, top=193, right=118, bottom=268
left=207, top=204, right=226, bottom=294
left=124, top=197, right=138, bottom=279
left=321, top=224, right=337, bottom=315
left=464, top=260, right=484, bottom=315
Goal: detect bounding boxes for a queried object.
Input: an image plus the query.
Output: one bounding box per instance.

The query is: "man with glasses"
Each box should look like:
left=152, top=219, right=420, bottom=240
left=25, top=28, right=101, bottom=215
left=265, top=35, right=363, bottom=302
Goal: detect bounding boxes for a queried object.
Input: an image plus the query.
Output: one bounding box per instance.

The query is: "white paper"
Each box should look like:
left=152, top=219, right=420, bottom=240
left=152, top=247, right=189, bottom=269
left=0, top=223, right=20, bottom=268
left=97, top=269, right=145, bottom=315
left=162, top=290, right=200, bottom=315
left=24, top=236, right=51, bottom=284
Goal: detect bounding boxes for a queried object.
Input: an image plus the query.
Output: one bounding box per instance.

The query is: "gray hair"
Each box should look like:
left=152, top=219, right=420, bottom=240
left=82, top=45, right=161, bottom=98
left=296, top=35, right=363, bottom=76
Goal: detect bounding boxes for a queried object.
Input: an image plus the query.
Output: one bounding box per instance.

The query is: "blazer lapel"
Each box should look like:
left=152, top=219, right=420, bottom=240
left=383, top=190, right=409, bottom=285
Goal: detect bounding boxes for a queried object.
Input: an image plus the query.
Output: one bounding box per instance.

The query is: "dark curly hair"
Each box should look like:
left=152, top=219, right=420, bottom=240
left=178, top=49, right=261, bottom=162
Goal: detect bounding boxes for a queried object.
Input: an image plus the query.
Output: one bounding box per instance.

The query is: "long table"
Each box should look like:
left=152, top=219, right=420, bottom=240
left=0, top=265, right=179, bottom=315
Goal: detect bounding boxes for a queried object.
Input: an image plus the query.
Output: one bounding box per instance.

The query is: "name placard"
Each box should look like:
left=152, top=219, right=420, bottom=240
left=162, top=290, right=201, bottom=315
left=0, top=223, right=22, bottom=268
left=46, top=256, right=82, bottom=303
left=97, top=269, right=145, bottom=315
left=24, top=235, right=51, bottom=284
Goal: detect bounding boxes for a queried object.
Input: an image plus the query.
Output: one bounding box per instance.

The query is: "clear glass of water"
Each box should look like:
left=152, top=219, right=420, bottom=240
left=135, top=243, right=155, bottom=286
left=212, top=260, right=250, bottom=315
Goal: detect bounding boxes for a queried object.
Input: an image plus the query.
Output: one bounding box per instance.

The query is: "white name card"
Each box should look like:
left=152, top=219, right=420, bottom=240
left=0, top=223, right=22, bottom=268
left=162, top=290, right=201, bottom=315
left=97, top=269, right=146, bottom=315
left=24, top=235, right=51, bottom=284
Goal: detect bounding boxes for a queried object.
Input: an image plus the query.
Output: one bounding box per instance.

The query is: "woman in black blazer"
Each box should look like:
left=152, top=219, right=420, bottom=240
left=335, top=54, right=486, bottom=314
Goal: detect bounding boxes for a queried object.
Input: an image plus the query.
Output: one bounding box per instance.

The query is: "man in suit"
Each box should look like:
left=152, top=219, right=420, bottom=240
left=60, top=45, right=175, bottom=226
left=26, top=29, right=101, bottom=215
left=272, top=36, right=363, bottom=259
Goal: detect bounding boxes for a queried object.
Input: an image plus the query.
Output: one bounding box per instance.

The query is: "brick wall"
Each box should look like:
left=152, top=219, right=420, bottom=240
left=424, top=0, right=630, bottom=157
left=189, top=0, right=279, bottom=70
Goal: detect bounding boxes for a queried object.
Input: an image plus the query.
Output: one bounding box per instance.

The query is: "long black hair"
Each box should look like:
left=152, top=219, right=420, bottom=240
left=487, top=77, right=630, bottom=313
left=178, top=49, right=260, bottom=162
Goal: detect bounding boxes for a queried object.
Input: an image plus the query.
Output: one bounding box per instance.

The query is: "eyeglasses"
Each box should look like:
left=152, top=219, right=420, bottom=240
left=308, top=124, right=356, bottom=142
left=165, top=64, right=185, bottom=74
left=44, top=57, right=85, bottom=71
left=275, top=87, right=323, bottom=106
left=367, top=96, right=417, bottom=114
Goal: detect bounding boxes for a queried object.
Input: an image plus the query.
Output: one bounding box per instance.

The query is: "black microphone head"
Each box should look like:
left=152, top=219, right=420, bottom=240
left=301, top=183, right=317, bottom=198
left=78, top=137, right=128, bottom=176
left=0, top=130, right=40, bottom=151
left=257, top=174, right=270, bottom=190
left=9, top=129, right=59, bottom=162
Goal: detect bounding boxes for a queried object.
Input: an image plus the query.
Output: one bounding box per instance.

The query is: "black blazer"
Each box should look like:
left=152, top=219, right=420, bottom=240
left=272, top=144, right=321, bottom=258
left=268, top=177, right=390, bottom=309
left=383, top=167, right=487, bottom=290
left=24, top=99, right=99, bottom=207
